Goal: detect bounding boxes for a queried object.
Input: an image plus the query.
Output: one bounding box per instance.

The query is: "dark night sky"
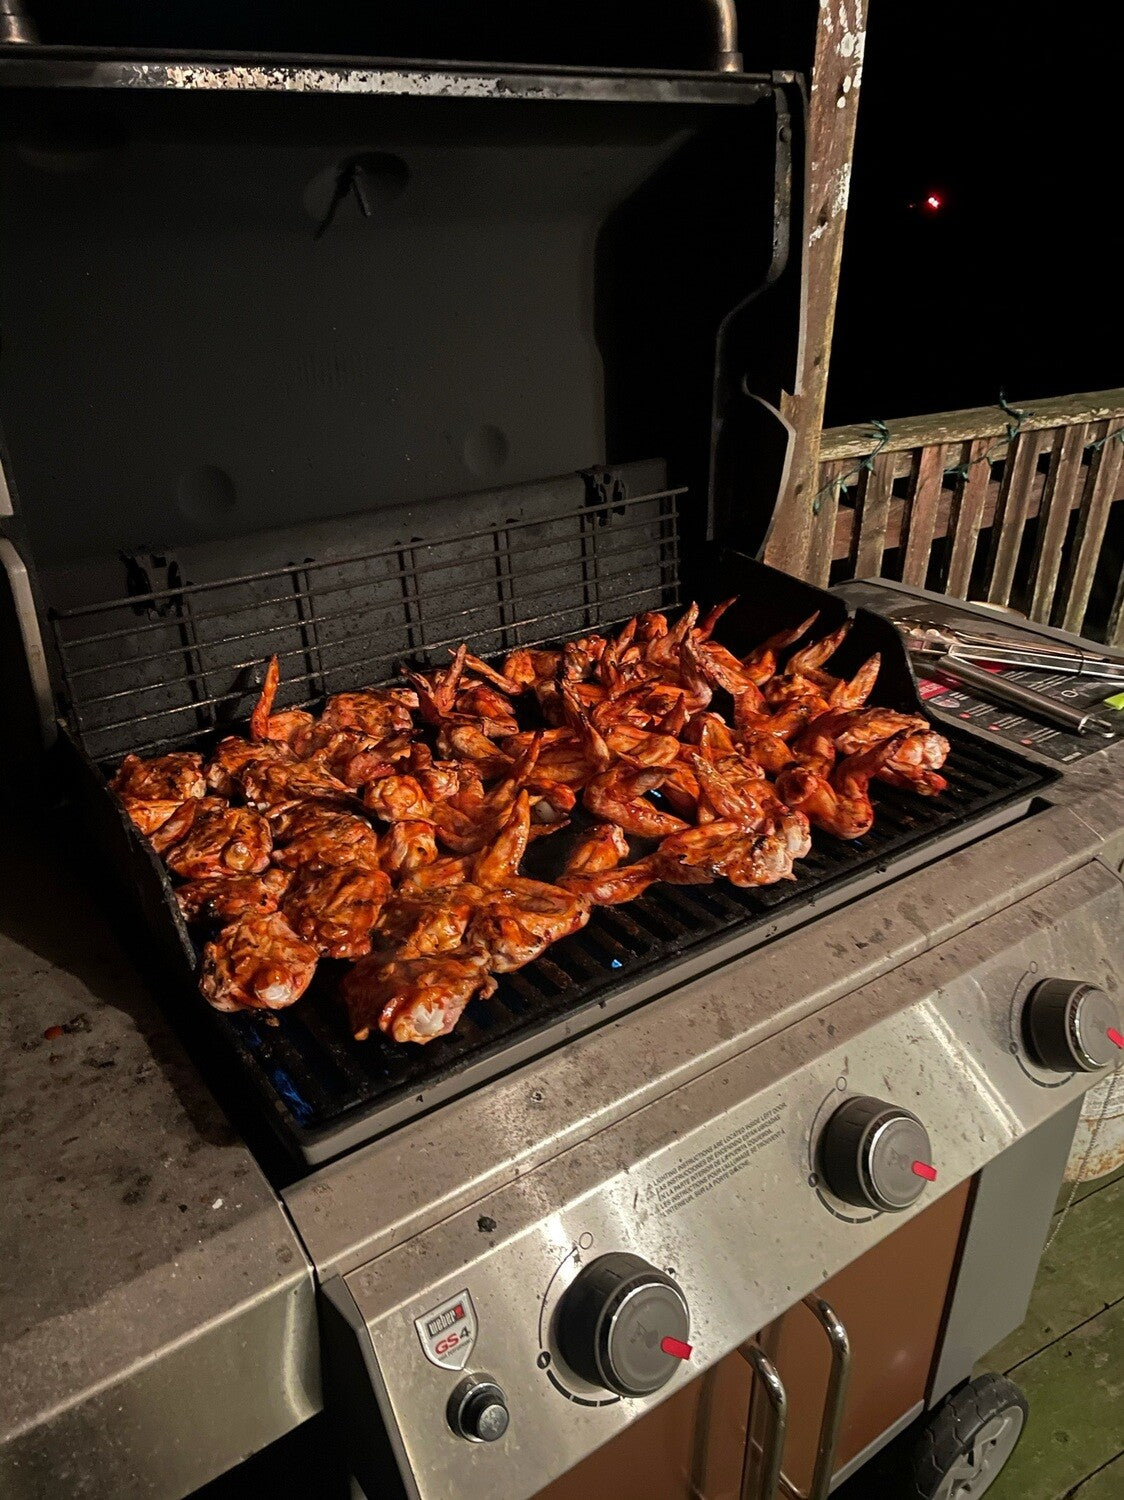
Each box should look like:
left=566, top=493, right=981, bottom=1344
left=22, top=1, right=1124, bottom=424
left=827, top=2, right=1123, bottom=424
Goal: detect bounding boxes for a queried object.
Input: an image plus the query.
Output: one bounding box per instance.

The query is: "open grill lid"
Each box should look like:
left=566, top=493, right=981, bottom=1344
left=0, top=52, right=801, bottom=760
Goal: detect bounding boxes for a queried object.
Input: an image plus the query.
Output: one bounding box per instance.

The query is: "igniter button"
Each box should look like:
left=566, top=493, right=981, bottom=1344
left=447, top=1374, right=510, bottom=1443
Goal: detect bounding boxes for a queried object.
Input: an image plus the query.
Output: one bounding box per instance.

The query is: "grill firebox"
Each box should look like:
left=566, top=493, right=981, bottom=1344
left=45, top=475, right=1055, bottom=1164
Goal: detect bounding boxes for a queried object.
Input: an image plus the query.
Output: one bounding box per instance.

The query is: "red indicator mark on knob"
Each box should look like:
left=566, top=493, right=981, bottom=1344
left=1108, top=1028, right=1124, bottom=1050
left=912, top=1161, right=938, bottom=1182
left=660, top=1336, right=692, bottom=1361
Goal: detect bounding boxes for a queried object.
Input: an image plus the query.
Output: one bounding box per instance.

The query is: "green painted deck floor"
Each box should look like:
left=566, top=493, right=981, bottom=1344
left=975, top=1163, right=1124, bottom=1500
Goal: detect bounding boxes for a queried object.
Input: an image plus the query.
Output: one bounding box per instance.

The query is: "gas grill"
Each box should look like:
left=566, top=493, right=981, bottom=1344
left=1, top=29, right=1122, bottom=1500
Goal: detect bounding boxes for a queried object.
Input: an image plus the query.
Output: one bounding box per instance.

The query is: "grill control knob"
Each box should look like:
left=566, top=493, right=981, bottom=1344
left=555, top=1252, right=691, bottom=1397
left=819, top=1095, right=936, bottom=1212
left=447, top=1375, right=509, bottom=1443
left=1024, top=979, right=1123, bottom=1073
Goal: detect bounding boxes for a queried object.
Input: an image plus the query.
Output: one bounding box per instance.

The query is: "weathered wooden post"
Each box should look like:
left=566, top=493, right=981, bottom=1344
left=765, top=0, right=868, bottom=579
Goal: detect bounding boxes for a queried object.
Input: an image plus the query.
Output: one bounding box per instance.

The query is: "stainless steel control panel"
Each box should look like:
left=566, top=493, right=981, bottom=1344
left=327, top=860, right=1123, bottom=1500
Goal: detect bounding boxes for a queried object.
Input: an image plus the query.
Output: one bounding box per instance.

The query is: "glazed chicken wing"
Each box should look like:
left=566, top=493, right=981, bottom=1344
left=206, top=735, right=291, bottom=797
left=249, top=656, right=315, bottom=754
left=777, top=735, right=907, bottom=840
left=303, top=728, right=400, bottom=788
left=268, top=807, right=382, bottom=872
left=318, top=688, right=416, bottom=739
left=240, top=758, right=355, bottom=811
left=734, top=613, right=819, bottom=687
left=341, top=949, right=497, bottom=1044
left=378, top=819, right=439, bottom=877
left=282, top=863, right=391, bottom=959
left=559, top=857, right=666, bottom=905
left=162, top=798, right=273, bottom=880
left=110, top=751, right=207, bottom=834
left=362, top=774, right=434, bottom=823
left=199, top=911, right=319, bottom=1013
left=111, top=750, right=206, bottom=804
left=176, top=867, right=291, bottom=923
left=563, top=822, right=629, bottom=876
left=583, top=764, right=688, bottom=840
left=408, top=644, right=469, bottom=726
left=654, top=810, right=810, bottom=889
left=374, top=883, right=482, bottom=957
left=468, top=877, right=590, bottom=972
left=437, top=724, right=514, bottom=777
left=876, top=729, right=950, bottom=795
left=399, top=853, right=471, bottom=892
left=827, top=706, right=929, bottom=756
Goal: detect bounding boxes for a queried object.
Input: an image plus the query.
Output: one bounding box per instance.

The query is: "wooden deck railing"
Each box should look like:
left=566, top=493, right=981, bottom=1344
left=800, top=389, right=1124, bottom=644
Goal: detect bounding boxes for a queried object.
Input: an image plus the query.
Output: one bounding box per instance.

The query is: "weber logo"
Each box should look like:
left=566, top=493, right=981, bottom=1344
left=425, top=1303, right=466, bottom=1339
left=415, top=1289, right=477, bottom=1371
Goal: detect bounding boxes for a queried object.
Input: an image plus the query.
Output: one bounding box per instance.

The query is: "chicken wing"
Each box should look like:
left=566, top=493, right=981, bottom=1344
left=110, top=751, right=207, bottom=834
left=318, top=688, right=416, bottom=738
left=303, top=728, right=400, bottom=788
left=776, top=735, right=907, bottom=840
left=408, top=644, right=469, bottom=726
left=558, top=856, right=665, bottom=905
left=282, top=863, right=391, bottom=959
left=199, top=911, right=319, bottom=1013
left=111, top=750, right=206, bottom=803
left=469, top=877, right=590, bottom=972
left=206, top=736, right=291, bottom=797
left=654, top=810, right=809, bottom=889
left=583, top=764, right=688, bottom=840
left=827, top=706, right=929, bottom=756
left=240, top=758, right=355, bottom=811
left=375, top=883, right=482, bottom=957
left=162, top=798, right=273, bottom=880
left=437, top=724, right=514, bottom=777
left=735, top=613, right=819, bottom=687
left=876, top=729, right=950, bottom=795
left=341, top=949, right=497, bottom=1044
left=249, top=656, right=316, bottom=753
left=378, top=820, right=439, bottom=877
left=176, top=867, right=291, bottom=923
left=362, top=774, right=434, bottom=823
left=268, top=806, right=382, bottom=872
left=471, top=789, right=533, bottom=887
left=563, top=822, right=630, bottom=876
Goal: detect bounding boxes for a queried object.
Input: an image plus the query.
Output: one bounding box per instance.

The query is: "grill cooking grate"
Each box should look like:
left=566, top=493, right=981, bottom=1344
left=47, top=476, right=1056, bottom=1165
left=49, top=484, right=683, bottom=764
left=213, top=726, right=1051, bottom=1162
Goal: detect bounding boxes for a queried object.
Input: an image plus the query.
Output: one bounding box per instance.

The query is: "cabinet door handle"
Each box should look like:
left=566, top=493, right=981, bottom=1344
left=742, top=1295, right=852, bottom=1500
left=800, top=1295, right=852, bottom=1500
left=738, top=1342, right=788, bottom=1500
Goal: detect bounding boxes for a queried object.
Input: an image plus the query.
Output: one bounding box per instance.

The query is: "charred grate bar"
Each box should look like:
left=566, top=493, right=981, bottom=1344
left=207, top=725, right=1052, bottom=1164
left=49, top=485, right=684, bottom=764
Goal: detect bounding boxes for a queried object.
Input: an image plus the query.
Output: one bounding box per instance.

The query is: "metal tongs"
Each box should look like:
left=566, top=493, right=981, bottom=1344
left=900, top=619, right=1123, bottom=737
left=900, top=620, right=1124, bottom=682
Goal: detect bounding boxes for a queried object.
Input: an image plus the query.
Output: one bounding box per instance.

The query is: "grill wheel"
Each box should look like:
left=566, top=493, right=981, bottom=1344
left=845, top=1372, right=1029, bottom=1500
